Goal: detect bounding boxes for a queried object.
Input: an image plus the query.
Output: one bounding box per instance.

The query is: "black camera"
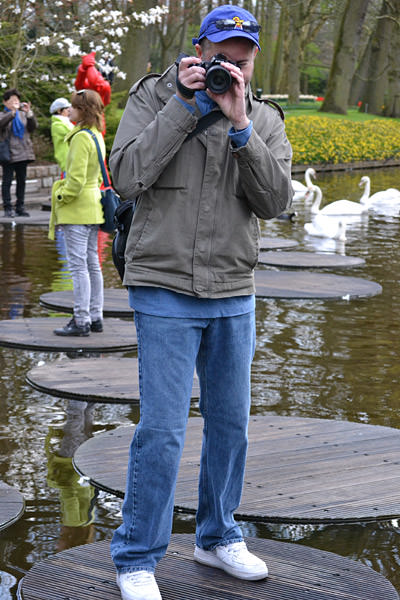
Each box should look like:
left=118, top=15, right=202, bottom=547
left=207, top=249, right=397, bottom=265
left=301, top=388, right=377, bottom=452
left=199, top=54, right=237, bottom=94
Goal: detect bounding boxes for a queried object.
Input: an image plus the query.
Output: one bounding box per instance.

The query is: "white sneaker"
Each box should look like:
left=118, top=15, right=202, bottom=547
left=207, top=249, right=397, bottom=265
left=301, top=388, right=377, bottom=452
left=116, top=570, right=162, bottom=600
left=194, top=541, right=268, bottom=581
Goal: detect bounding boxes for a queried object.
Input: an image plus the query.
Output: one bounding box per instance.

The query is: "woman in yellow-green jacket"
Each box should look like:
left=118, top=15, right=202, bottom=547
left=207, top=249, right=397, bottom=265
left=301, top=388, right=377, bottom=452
left=49, top=89, right=105, bottom=337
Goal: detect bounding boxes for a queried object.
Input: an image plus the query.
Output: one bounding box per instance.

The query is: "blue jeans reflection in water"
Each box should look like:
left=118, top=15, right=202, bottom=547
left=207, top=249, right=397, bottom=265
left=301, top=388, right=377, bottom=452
left=111, top=310, right=255, bottom=573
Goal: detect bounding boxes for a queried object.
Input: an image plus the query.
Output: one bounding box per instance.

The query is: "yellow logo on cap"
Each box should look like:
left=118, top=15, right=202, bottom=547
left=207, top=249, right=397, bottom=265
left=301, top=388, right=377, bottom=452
left=233, top=16, right=244, bottom=29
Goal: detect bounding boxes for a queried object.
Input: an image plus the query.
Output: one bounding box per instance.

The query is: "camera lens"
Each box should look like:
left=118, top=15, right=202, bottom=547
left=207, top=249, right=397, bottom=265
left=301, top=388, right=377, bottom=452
left=206, top=65, right=231, bottom=94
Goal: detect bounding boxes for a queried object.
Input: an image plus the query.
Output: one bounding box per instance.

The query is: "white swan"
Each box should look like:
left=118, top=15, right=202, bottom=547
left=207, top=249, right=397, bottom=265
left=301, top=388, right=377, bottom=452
left=292, top=167, right=317, bottom=195
left=310, top=185, right=368, bottom=216
left=304, top=215, right=347, bottom=241
left=359, top=175, right=400, bottom=207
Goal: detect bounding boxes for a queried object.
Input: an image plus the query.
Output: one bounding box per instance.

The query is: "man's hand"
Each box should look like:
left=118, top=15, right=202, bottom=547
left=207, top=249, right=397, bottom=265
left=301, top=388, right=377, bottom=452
left=207, top=62, right=249, bottom=131
left=19, top=102, right=30, bottom=113
left=176, top=56, right=205, bottom=105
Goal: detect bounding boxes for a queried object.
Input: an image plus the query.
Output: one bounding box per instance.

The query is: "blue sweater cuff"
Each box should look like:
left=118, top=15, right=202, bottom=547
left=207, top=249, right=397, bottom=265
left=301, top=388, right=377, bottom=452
left=228, top=121, right=253, bottom=147
left=174, top=94, right=196, bottom=113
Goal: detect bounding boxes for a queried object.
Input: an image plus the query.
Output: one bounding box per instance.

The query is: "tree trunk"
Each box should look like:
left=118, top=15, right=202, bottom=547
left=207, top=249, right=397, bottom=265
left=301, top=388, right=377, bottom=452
left=359, top=0, right=392, bottom=115
left=349, top=34, right=372, bottom=106
left=114, top=0, right=157, bottom=90
left=320, top=0, right=369, bottom=114
left=270, top=4, right=288, bottom=94
left=383, top=0, right=400, bottom=117
left=254, top=0, right=276, bottom=93
left=287, top=1, right=302, bottom=104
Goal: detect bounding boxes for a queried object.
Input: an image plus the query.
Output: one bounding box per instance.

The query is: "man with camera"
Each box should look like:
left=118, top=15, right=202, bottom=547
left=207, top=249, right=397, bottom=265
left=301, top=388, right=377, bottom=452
left=0, top=89, right=37, bottom=217
left=109, top=5, right=293, bottom=600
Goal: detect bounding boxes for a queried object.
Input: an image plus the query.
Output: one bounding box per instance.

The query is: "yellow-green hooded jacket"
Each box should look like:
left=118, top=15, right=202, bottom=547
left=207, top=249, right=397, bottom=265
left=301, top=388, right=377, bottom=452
left=49, top=126, right=105, bottom=240
left=51, top=114, right=73, bottom=172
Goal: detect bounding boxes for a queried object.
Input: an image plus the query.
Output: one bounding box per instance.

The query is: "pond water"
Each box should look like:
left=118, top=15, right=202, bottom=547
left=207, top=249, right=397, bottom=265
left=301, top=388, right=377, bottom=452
left=0, top=166, right=399, bottom=598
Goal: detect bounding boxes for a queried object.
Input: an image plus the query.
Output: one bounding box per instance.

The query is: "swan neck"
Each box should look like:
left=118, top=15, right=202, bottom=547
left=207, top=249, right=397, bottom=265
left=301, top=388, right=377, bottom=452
left=359, top=178, right=370, bottom=204
left=311, top=188, right=321, bottom=213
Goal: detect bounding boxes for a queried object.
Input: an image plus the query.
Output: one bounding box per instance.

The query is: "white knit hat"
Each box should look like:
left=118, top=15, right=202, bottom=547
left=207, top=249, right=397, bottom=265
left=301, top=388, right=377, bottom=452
left=50, top=97, right=71, bottom=114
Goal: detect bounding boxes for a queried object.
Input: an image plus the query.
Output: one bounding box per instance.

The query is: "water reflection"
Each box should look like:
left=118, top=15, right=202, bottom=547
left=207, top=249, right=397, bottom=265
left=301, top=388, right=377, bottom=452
left=0, top=166, right=399, bottom=596
left=45, top=400, right=97, bottom=552
left=0, top=225, right=31, bottom=319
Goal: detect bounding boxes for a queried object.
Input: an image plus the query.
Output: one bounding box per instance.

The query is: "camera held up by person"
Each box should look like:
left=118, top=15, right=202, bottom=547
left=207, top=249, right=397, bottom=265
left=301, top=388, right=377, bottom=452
left=193, top=53, right=237, bottom=94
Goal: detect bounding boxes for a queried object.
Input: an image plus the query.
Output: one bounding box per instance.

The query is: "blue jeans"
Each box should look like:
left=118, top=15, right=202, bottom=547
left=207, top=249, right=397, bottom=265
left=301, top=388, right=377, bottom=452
left=111, top=310, right=256, bottom=573
left=62, top=224, right=103, bottom=326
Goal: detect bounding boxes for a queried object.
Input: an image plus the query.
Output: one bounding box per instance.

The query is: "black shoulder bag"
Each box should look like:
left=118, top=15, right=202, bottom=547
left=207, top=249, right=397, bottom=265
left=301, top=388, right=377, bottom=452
left=82, top=129, right=121, bottom=233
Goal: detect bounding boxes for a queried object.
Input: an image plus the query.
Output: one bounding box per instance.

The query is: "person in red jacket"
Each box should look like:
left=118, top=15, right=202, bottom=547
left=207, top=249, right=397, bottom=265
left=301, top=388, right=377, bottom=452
left=75, top=52, right=111, bottom=107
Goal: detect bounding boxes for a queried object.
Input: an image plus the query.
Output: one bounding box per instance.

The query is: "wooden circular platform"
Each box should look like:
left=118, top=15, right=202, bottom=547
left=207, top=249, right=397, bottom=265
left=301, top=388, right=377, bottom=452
left=258, top=251, right=365, bottom=270
left=74, top=415, right=400, bottom=524
left=39, top=271, right=382, bottom=325
left=0, top=317, right=137, bottom=352
left=40, top=288, right=133, bottom=318
left=259, top=236, right=299, bottom=250
left=17, top=533, right=399, bottom=600
left=0, top=210, right=49, bottom=226
left=0, top=481, right=25, bottom=531
left=26, top=357, right=200, bottom=403
left=254, top=269, right=381, bottom=299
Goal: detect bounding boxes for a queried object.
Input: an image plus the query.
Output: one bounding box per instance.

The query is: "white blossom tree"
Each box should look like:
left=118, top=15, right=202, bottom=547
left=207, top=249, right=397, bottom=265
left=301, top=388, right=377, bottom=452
left=0, top=0, right=167, bottom=91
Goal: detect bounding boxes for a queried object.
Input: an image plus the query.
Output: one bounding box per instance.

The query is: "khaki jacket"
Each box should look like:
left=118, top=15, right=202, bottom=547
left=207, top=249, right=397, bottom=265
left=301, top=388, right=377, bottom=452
left=110, top=64, right=293, bottom=298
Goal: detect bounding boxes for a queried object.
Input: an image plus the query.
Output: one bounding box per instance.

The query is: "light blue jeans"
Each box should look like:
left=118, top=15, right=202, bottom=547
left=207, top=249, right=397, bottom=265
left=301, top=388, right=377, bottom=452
left=62, top=225, right=103, bottom=326
left=111, top=310, right=256, bottom=573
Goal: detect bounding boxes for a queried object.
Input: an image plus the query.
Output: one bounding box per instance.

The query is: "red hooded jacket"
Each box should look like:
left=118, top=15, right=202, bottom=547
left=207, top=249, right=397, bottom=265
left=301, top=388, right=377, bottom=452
left=75, top=52, right=111, bottom=107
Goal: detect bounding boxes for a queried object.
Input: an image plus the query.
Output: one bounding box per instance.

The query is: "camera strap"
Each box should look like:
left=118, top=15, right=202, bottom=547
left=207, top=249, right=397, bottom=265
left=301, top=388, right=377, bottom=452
left=186, top=110, right=224, bottom=141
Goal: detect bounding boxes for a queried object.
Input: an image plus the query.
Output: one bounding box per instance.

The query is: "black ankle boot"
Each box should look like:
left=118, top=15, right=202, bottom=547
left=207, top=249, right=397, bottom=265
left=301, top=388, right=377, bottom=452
left=90, top=319, right=103, bottom=332
left=54, top=318, right=90, bottom=337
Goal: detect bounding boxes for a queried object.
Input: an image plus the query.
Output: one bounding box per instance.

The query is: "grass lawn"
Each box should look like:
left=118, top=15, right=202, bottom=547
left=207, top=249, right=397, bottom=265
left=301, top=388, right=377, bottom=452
left=284, top=106, right=400, bottom=122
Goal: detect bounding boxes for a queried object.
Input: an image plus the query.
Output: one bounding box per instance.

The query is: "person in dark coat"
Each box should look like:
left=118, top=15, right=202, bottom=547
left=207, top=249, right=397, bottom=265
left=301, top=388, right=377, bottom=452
left=0, top=88, right=37, bottom=217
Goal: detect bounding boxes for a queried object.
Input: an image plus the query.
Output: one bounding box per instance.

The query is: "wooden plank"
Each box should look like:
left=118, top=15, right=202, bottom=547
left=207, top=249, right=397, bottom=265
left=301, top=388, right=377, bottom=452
left=258, top=251, right=365, bottom=270
left=73, top=416, right=400, bottom=523
left=254, top=270, right=382, bottom=300
left=26, top=357, right=200, bottom=403
left=0, top=317, right=137, bottom=352
left=0, top=481, right=25, bottom=531
left=17, top=534, right=399, bottom=600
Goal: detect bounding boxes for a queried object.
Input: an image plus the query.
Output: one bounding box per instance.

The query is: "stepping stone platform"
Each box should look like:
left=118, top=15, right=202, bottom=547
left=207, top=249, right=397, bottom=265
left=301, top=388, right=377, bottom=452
left=17, top=533, right=399, bottom=600
left=0, top=210, right=49, bottom=226
left=26, top=357, right=200, bottom=403
left=254, top=269, right=381, bottom=299
left=0, top=317, right=137, bottom=352
left=73, top=415, right=400, bottom=524
left=259, top=236, right=299, bottom=250
left=0, top=481, right=25, bottom=531
left=40, top=288, right=133, bottom=318
left=258, top=250, right=365, bottom=270
left=40, top=270, right=382, bottom=323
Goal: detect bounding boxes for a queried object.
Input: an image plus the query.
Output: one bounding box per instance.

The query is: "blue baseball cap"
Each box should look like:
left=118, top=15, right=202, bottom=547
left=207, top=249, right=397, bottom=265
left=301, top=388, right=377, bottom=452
left=192, top=5, right=261, bottom=50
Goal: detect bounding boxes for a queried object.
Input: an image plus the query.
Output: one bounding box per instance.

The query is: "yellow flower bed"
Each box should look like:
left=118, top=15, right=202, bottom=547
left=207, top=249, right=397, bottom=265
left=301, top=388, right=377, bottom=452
left=285, top=116, right=400, bottom=165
